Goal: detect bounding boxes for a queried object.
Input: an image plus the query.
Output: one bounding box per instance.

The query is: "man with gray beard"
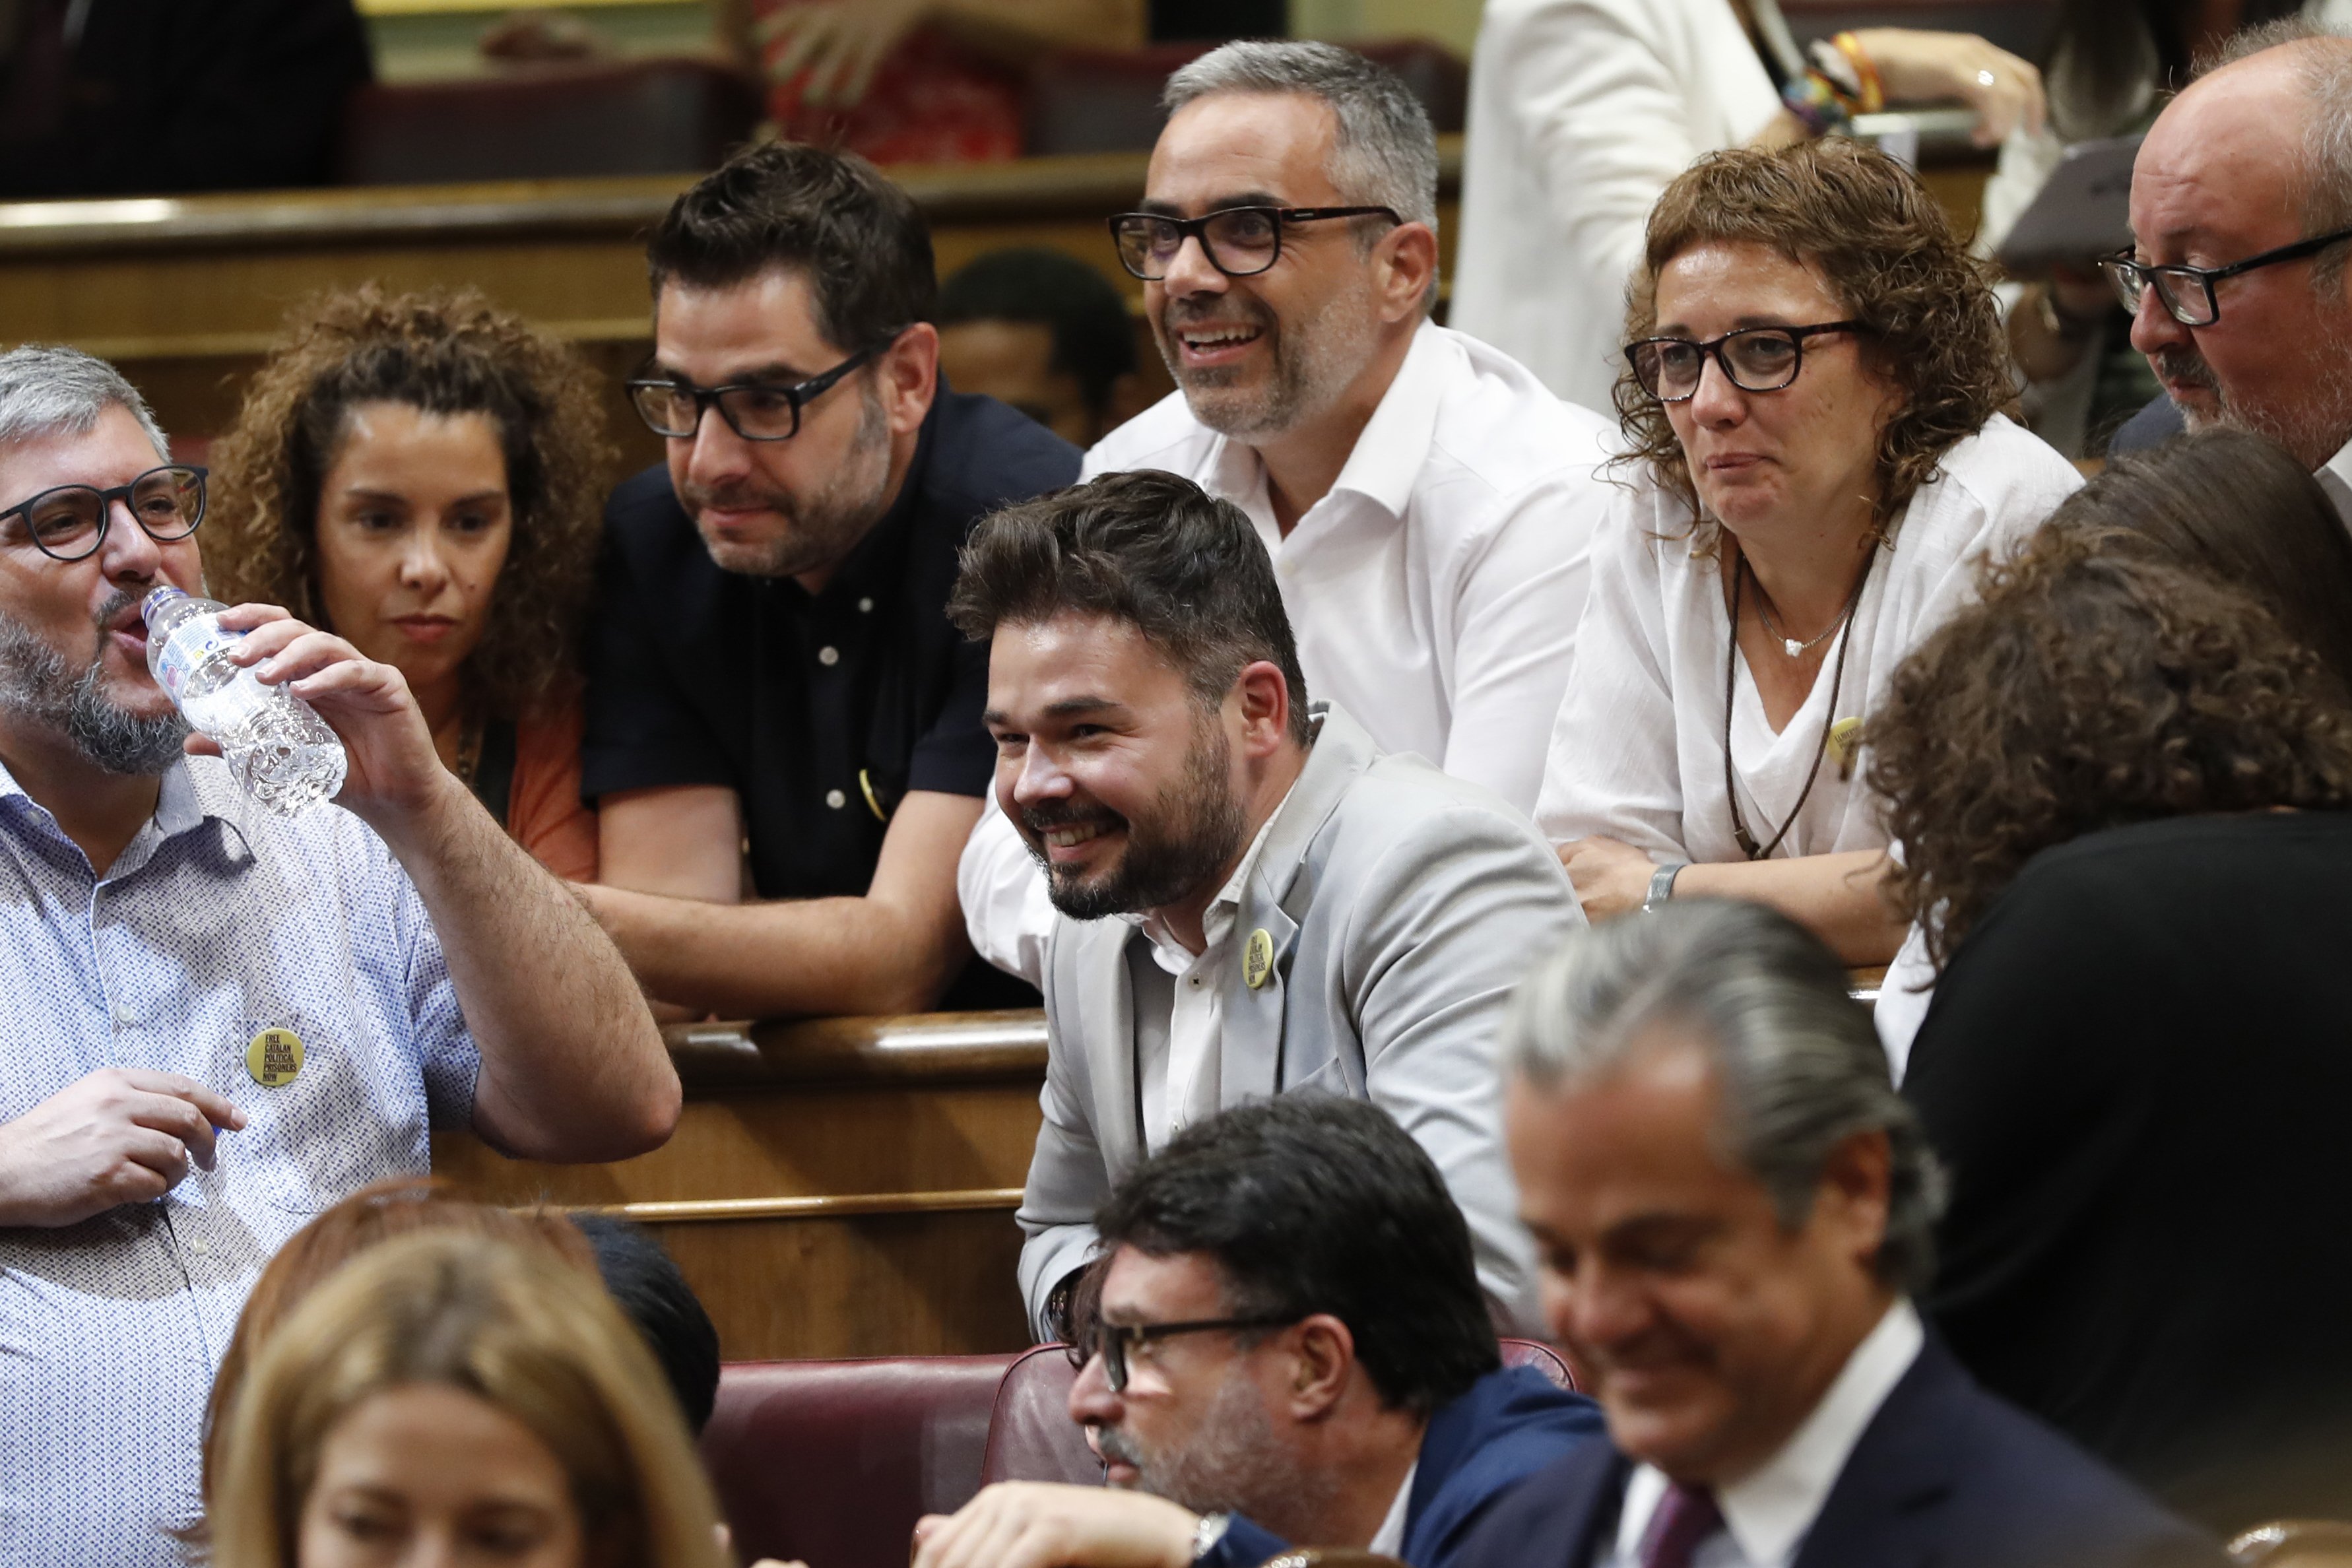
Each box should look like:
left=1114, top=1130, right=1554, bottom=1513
left=577, top=139, right=1078, bottom=1018
left=911, top=1097, right=1604, bottom=1568
left=0, top=346, right=676, bottom=1565
left=2108, top=22, right=2352, bottom=525
left=960, top=40, right=1619, bottom=989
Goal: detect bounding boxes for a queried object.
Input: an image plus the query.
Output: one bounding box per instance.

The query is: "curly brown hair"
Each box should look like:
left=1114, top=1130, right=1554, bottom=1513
left=1866, top=541, right=2352, bottom=971
left=1614, top=139, right=2014, bottom=542
left=203, top=286, right=616, bottom=722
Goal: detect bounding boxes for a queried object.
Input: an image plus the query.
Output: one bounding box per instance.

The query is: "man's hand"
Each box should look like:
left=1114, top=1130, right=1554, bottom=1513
left=912, top=1482, right=1199, bottom=1568
left=756, top=0, right=925, bottom=106
left=1558, top=835, right=1655, bottom=921
left=0, top=1068, right=246, bottom=1227
left=1849, top=28, right=2046, bottom=147
left=208, top=604, right=459, bottom=830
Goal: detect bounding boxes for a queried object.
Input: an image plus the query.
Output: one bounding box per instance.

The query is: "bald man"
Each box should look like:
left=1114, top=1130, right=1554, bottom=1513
left=2114, top=22, right=2352, bottom=519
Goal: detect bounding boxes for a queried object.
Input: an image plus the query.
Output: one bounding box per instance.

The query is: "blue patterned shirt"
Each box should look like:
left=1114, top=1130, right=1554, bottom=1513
left=0, top=756, right=476, bottom=1563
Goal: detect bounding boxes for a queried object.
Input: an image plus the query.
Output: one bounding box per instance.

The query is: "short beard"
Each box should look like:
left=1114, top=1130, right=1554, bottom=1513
left=1094, top=1364, right=1338, bottom=1539
left=0, top=593, right=189, bottom=777
left=2159, top=340, right=2352, bottom=471
left=1160, top=270, right=1385, bottom=442
left=682, top=383, right=893, bottom=578
left=1024, top=712, right=1247, bottom=921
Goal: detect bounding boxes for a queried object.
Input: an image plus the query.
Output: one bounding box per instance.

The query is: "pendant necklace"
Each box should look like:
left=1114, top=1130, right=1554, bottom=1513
left=1722, top=544, right=1878, bottom=861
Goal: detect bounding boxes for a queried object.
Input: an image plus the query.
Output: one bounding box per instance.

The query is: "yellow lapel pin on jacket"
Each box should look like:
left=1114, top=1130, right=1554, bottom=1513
left=1243, top=929, right=1275, bottom=989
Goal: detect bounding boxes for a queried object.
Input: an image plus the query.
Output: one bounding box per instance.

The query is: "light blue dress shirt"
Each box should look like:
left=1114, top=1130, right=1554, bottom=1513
left=0, top=755, right=476, bottom=1564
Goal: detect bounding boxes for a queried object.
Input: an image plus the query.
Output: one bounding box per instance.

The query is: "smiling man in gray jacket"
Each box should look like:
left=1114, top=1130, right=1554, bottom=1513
left=949, top=469, right=1583, bottom=1338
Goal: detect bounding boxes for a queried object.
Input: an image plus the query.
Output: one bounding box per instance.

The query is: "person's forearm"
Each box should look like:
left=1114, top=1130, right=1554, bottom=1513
left=585, top=884, right=971, bottom=1019
left=367, top=775, right=678, bottom=1161
left=1670, top=851, right=1905, bottom=965
left=934, top=0, right=1142, bottom=54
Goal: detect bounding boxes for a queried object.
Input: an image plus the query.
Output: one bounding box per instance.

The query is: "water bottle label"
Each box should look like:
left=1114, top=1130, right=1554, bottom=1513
left=154, top=619, right=238, bottom=702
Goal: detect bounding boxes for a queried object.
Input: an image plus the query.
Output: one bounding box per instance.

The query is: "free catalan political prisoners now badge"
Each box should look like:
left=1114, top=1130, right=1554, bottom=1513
left=1243, top=929, right=1276, bottom=990
left=245, top=1027, right=304, bottom=1089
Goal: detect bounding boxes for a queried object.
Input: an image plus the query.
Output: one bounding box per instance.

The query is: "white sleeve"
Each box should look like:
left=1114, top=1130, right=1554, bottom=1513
left=1534, top=494, right=1690, bottom=857
left=958, top=795, right=1055, bottom=989
left=1495, top=0, right=1776, bottom=319
left=1435, top=470, right=1605, bottom=817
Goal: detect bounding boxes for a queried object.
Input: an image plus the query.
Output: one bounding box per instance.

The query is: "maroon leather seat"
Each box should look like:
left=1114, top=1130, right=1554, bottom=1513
left=701, top=1354, right=1016, bottom=1568
left=979, top=1338, right=1575, bottom=1486
left=1024, top=38, right=1468, bottom=158
left=337, top=57, right=762, bottom=185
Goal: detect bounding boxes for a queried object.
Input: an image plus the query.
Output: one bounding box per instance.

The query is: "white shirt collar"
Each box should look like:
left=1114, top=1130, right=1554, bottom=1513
left=2318, top=436, right=2352, bottom=532
left=1199, top=319, right=1446, bottom=523
left=1127, top=777, right=1297, bottom=974
left=1614, top=1300, right=1924, bottom=1568
left=1368, top=1458, right=1420, bottom=1557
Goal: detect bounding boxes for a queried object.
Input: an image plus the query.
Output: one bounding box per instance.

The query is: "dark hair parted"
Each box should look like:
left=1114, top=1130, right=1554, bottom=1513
left=1868, top=544, right=2352, bottom=971
left=203, top=287, right=613, bottom=723
left=571, top=1215, right=722, bottom=1437
left=1095, top=1096, right=1501, bottom=1416
left=645, top=140, right=934, bottom=354
left=1615, top=139, right=2013, bottom=540
left=948, top=471, right=1313, bottom=742
left=936, top=248, right=1137, bottom=414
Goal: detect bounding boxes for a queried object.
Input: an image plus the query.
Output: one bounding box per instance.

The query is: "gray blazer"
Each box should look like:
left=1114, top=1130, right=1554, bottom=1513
left=1015, top=705, right=1584, bottom=1336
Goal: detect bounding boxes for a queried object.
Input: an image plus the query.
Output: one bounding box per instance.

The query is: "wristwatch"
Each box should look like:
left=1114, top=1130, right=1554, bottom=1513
left=1643, top=862, right=1687, bottom=914
left=1191, top=1512, right=1232, bottom=1564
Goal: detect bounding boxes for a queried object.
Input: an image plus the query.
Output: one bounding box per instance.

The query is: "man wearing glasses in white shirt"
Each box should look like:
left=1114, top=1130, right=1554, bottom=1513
left=960, top=39, right=1617, bottom=986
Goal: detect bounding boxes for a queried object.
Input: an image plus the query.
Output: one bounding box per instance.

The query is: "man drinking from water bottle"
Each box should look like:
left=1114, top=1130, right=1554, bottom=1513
left=0, top=344, right=678, bottom=1567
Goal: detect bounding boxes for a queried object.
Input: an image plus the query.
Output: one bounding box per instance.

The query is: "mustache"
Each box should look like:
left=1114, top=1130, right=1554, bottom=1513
left=2152, top=346, right=2220, bottom=394
left=1090, top=1424, right=1142, bottom=1469
left=1160, top=296, right=1274, bottom=335
left=679, top=480, right=793, bottom=517
left=94, top=586, right=143, bottom=635
left=1022, top=802, right=1125, bottom=835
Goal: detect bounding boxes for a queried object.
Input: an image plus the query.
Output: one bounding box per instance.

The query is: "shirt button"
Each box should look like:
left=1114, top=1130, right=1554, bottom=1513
left=817, top=645, right=841, bottom=666
left=111, top=1005, right=133, bottom=1027
left=857, top=597, right=874, bottom=614
left=825, top=789, right=847, bottom=809
left=1189, top=975, right=1203, bottom=988
left=188, top=1240, right=211, bottom=1257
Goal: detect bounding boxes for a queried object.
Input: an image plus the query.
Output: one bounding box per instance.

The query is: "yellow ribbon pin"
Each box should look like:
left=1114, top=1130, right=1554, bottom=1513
left=1827, top=716, right=1865, bottom=778
left=245, top=1027, right=303, bottom=1088
left=1243, top=929, right=1276, bottom=990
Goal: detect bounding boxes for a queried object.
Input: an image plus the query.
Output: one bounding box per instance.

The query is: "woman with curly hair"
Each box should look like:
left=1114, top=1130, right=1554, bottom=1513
left=205, top=288, right=614, bottom=880
left=1534, top=138, right=2080, bottom=962
left=1870, top=427, right=2352, bottom=1064
left=1864, top=539, right=2352, bottom=1530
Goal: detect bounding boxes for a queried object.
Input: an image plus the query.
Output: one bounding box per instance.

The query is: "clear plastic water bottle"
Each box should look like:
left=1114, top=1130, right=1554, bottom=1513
left=143, top=587, right=348, bottom=815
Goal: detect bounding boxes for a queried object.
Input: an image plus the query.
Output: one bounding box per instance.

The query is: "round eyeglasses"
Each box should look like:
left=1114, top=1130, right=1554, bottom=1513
left=2100, top=226, right=2352, bottom=327
left=1625, top=321, right=1868, bottom=403
left=1107, top=205, right=1402, bottom=282
left=627, top=334, right=896, bottom=442
left=0, top=464, right=207, bottom=562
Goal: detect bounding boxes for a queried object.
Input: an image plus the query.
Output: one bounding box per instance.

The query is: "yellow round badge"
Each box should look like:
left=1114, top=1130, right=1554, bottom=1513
left=245, top=1027, right=304, bottom=1089
left=1243, top=929, right=1276, bottom=990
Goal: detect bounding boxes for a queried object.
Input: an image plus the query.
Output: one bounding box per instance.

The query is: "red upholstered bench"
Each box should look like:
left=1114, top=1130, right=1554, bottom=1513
left=703, top=1341, right=1571, bottom=1567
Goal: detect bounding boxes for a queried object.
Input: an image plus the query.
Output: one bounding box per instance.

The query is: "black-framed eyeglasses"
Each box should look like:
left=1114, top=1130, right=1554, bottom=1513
left=2100, top=226, right=2352, bottom=327
left=1625, top=321, right=1868, bottom=403
left=626, top=333, right=898, bottom=441
left=1064, top=1315, right=1297, bottom=1393
left=0, top=463, right=207, bottom=562
left=1108, top=205, right=1402, bottom=281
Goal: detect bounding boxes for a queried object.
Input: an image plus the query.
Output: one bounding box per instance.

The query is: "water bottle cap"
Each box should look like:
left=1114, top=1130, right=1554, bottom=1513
left=140, top=585, right=187, bottom=626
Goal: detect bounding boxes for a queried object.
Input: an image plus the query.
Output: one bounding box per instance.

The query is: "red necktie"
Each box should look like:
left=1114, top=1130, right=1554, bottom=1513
left=1639, top=1480, right=1724, bottom=1568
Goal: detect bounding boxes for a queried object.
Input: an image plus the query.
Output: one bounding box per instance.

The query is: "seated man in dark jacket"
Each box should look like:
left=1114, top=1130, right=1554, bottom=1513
left=1458, top=901, right=2220, bottom=1568
left=912, top=1095, right=1604, bottom=1568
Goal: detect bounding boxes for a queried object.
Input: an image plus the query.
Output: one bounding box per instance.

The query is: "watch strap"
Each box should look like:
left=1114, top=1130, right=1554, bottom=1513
left=1644, top=861, right=1687, bottom=913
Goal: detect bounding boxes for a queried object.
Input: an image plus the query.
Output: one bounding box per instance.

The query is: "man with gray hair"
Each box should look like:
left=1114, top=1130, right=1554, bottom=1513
left=1454, top=901, right=2217, bottom=1568
left=960, top=39, right=1619, bottom=985
left=2110, top=22, right=2352, bottom=524
left=0, top=346, right=677, bottom=1563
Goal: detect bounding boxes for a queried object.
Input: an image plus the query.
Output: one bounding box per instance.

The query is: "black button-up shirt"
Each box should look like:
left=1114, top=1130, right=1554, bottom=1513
left=583, top=385, right=1078, bottom=998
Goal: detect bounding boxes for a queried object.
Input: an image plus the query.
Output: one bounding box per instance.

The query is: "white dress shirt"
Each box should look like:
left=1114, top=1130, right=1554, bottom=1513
left=1453, top=0, right=1783, bottom=412
left=964, top=321, right=1617, bottom=985
left=1369, top=1460, right=1420, bottom=1557
left=2320, top=436, right=2352, bottom=529
left=1125, top=794, right=1288, bottom=1152
left=1536, top=416, right=2081, bottom=861
left=1599, top=1301, right=1926, bottom=1568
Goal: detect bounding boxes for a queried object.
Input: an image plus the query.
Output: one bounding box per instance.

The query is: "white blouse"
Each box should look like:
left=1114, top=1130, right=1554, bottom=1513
left=1536, top=415, right=2081, bottom=861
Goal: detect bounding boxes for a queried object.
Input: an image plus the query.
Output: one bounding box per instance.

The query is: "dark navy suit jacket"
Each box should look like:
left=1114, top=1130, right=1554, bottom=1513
left=1204, top=1364, right=1606, bottom=1568
left=1449, top=1338, right=2221, bottom=1568
left=2107, top=393, right=2186, bottom=456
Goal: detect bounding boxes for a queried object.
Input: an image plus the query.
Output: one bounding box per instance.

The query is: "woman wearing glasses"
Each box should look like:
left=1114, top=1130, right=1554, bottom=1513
left=205, top=288, right=614, bottom=880
left=1534, top=139, right=2080, bottom=965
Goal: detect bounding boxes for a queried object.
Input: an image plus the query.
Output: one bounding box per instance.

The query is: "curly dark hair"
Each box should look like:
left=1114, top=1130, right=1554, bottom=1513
left=1867, top=542, right=2352, bottom=970
left=203, top=286, right=615, bottom=723
left=1614, top=138, right=2014, bottom=542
